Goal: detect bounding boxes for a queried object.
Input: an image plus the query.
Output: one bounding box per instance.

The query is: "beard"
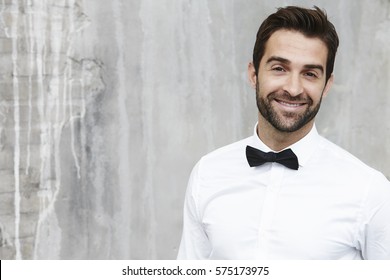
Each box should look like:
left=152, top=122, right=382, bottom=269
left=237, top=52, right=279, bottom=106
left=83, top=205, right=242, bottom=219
left=256, top=83, right=323, bottom=133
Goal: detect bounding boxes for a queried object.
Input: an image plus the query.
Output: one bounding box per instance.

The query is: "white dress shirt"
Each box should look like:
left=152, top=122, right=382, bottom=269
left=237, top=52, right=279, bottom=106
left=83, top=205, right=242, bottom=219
left=177, top=124, right=390, bottom=259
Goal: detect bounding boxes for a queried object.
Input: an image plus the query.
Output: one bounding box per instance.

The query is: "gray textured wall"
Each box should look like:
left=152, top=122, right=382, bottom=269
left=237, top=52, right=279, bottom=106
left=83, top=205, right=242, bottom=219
left=0, top=0, right=389, bottom=259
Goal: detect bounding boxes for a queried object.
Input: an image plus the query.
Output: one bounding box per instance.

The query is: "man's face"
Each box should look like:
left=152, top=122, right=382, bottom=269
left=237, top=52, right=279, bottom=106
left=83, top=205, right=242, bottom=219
left=250, top=29, right=333, bottom=133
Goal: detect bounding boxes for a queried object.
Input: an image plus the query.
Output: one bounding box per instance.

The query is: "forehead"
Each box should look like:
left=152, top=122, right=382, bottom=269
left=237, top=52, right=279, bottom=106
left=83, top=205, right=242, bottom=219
left=262, top=29, right=328, bottom=66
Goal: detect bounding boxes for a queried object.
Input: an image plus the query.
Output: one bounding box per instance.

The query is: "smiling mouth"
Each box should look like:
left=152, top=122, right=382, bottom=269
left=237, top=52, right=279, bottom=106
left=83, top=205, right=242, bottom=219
left=275, top=99, right=307, bottom=108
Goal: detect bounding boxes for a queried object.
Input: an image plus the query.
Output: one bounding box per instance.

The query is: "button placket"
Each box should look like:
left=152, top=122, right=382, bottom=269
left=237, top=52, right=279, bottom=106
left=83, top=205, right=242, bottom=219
left=256, top=164, right=285, bottom=259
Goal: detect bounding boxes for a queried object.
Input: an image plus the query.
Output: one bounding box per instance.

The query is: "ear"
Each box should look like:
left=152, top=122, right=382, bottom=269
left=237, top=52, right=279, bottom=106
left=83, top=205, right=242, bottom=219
left=248, top=62, right=257, bottom=89
left=322, top=74, right=334, bottom=98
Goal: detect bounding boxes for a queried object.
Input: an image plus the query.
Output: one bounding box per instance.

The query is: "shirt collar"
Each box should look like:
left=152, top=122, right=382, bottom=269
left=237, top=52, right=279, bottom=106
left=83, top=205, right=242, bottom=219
left=250, top=123, right=320, bottom=168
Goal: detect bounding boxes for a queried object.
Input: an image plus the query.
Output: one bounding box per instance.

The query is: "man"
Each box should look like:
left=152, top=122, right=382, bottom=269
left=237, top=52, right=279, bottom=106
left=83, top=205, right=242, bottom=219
left=177, top=6, right=390, bottom=260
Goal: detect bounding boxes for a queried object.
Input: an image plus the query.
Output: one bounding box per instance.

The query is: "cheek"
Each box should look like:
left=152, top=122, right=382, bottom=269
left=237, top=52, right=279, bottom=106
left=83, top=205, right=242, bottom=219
left=257, top=76, right=282, bottom=93
left=305, top=84, right=326, bottom=101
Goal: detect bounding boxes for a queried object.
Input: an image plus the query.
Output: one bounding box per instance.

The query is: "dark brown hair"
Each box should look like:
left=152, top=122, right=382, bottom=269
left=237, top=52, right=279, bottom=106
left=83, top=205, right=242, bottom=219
left=253, top=6, right=339, bottom=81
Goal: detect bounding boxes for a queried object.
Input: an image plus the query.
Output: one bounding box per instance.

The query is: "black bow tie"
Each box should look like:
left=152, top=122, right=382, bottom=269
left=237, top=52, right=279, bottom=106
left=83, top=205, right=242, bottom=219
left=246, top=145, right=299, bottom=170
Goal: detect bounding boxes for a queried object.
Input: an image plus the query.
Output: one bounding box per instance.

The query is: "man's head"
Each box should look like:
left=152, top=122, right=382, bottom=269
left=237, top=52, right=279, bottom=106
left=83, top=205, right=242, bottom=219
left=253, top=6, right=339, bottom=82
left=249, top=6, right=339, bottom=135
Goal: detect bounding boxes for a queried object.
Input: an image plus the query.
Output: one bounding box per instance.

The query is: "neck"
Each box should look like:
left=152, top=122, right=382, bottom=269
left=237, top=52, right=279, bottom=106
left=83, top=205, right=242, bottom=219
left=257, top=114, right=314, bottom=151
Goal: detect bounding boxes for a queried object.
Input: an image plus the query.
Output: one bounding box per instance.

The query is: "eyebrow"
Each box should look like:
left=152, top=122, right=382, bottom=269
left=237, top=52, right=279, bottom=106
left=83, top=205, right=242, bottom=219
left=266, top=56, right=324, bottom=73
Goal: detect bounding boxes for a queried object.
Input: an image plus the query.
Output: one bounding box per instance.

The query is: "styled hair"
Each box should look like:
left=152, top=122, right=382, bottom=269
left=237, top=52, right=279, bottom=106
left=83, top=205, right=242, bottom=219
left=253, top=6, right=339, bottom=81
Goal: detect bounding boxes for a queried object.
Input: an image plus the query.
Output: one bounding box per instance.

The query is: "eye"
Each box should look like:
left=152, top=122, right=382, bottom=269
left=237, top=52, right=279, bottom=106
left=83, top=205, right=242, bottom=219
left=304, top=72, right=318, bottom=78
left=272, top=66, right=285, bottom=72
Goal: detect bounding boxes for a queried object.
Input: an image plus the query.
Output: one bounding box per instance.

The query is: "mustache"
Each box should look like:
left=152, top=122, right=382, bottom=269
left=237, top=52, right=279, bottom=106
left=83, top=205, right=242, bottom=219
left=268, top=91, right=313, bottom=104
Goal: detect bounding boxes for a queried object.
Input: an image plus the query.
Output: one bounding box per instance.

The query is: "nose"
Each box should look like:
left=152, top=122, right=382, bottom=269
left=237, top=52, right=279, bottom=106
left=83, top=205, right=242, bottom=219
left=283, top=73, right=303, bottom=96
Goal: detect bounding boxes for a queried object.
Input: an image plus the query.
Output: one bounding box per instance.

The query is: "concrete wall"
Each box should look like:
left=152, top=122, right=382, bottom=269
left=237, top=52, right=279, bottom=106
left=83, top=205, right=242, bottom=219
left=0, top=0, right=389, bottom=259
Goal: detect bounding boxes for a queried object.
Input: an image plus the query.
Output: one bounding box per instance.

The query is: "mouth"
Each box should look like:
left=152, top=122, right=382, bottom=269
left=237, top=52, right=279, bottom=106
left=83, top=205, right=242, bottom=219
left=274, top=98, right=307, bottom=110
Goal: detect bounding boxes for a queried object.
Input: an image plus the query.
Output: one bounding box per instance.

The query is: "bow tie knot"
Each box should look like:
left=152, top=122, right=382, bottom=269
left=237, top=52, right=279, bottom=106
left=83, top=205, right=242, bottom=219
left=246, top=145, right=299, bottom=170
left=262, top=151, right=278, bottom=162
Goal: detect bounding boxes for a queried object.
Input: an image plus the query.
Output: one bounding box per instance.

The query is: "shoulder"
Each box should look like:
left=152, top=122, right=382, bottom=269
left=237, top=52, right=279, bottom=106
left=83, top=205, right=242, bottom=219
left=202, top=137, right=250, bottom=162
left=316, top=135, right=390, bottom=187
left=318, top=136, right=376, bottom=172
left=194, top=136, right=252, bottom=181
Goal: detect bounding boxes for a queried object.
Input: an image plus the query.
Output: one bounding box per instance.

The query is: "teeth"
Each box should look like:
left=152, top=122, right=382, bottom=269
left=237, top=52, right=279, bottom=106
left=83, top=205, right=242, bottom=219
left=279, top=101, right=302, bottom=107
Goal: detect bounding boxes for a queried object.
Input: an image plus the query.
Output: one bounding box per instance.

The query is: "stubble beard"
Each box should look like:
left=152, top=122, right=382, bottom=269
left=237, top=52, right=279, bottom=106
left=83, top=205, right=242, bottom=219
left=256, top=83, right=323, bottom=133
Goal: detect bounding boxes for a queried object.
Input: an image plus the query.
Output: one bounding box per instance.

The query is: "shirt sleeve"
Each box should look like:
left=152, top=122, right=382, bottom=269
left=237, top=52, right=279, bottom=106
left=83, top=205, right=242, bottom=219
left=177, top=160, right=211, bottom=259
left=358, top=172, right=390, bottom=260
